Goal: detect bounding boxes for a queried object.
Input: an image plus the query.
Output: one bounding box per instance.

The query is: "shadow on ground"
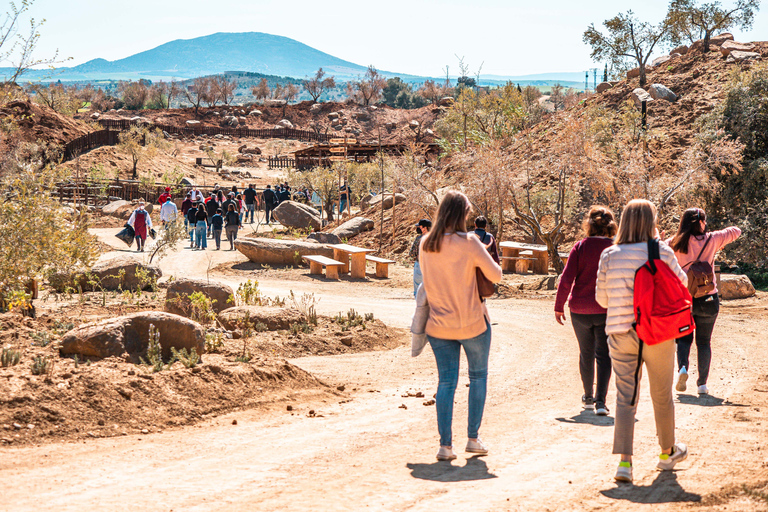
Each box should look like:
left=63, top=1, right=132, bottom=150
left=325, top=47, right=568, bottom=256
left=407, top=456, right=497, bottom=482
left=601, top=471, right=701, bottom=504
left=676, top=394, right=748, bottom=407
left=555, top=409, right=615, bottom=426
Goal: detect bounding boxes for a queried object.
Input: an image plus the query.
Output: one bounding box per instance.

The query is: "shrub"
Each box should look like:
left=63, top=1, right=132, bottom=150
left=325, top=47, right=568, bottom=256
left=31, top=355, right=54, bottom=376
left=1, top=348, right=21, bottom=367
left=140, top=323, right=165, bottom=373
left=170, top=347, right=199, bottom=369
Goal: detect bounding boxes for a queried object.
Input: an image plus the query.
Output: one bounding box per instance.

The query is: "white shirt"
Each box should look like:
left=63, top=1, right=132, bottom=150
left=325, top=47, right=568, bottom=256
left=160, top=201, right=178, bottom=222
left=190, top=190, right=204, bottom=202
left=127, top=209, right=153, bottom=229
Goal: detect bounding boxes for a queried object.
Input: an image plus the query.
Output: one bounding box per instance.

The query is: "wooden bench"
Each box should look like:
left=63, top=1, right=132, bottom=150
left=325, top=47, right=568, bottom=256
left=501, top=250, right=537, bottom=274
left=302, top=255, right=346, bottom=280
left=365, top=255, right=396, bottom=278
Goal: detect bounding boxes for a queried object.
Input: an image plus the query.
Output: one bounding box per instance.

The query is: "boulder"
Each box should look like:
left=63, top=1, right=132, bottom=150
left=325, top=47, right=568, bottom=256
left=90, top=112, right=100, bottom=119
left=264, top=99, right=287, bottom=107
left=726, top=50, right=762, bottom=63
left=307, top=232, right=342, bottom=244
left=719, top=274, right=756, bottom=300
left=181, top=177, right=195, bottom=186
left=102, top=200, right=131, bottom=216
left=88, top=256, right=162, bottom=291
left=60, top=312, right=205, bottom=360
left=408, top=120, right=420, bottom=129
left=596, top=82, right=613, bottom=93
left=652, top=55, right=671, bottom=67
left=186, top=120, right=201, bottom=126
left=439, top=97, right=455, bottom=107
left=631, top=88, right=653, bottom=108
left=627, top=67, right=640, bottom=79
left=235, top=237, right=334, bottom=265
left=227, top=117, right=239, bottom=127
left=218, top=306, right=303, bottom=331
left=355, top=111, right=370, bottom=121
left=327, top=112, right=340, bottom=120
left=649, top=84, right=677, bottom=102
left=332, top=217, right=375, bottom=239
left=310, top=103, right=323, bottom=113
left=710, top=33, right=734, bottom=46
left=108, top=202, right=153, bottom=220
left=671, top=45, right=689, bottom=55
left=238, top=116, right=247, bottom=124
left=248, top=110, right=262, bottom=116
left=720, top=40, right=756, bottom=57
left=276, top=119, right=293, bottom=129
left=272, top=201, right=322, bottom=230
left=360, top=193, right=374, bottom=210
left=367, top=193, right=406, bottom=210
left=165, top=278, right=234, bottom=317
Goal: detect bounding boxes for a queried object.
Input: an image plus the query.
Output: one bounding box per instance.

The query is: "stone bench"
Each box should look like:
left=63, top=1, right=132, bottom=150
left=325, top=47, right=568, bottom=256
left=365, top=255, right=396, bottom=278
left=502, top=251, right=537, bottom=274
left=303, top=255, right=346, bottom=280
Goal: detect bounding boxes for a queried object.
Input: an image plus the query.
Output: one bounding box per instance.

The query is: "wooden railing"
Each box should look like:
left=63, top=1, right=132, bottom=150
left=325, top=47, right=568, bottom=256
left=268, top=156, right=296, bottom=169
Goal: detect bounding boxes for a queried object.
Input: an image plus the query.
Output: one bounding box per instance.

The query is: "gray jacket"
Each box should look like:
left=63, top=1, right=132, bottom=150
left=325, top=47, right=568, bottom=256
left=410, top=283, right=429, bottom=356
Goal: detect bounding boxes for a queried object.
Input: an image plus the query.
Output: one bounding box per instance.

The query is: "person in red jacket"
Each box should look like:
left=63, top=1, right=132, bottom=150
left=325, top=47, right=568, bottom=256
left=555, top=206, right=617, bottom=416
left=158, top=187, right=171, bottom=205
left=127, top=200, right=153, bottom=252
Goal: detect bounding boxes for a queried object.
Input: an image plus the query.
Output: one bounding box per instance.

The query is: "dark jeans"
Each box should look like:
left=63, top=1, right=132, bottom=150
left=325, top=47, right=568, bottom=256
left=571, top=312, right=612, bottom=403
left=213, top=229, right=222, bottom=250
left=676, top=293, right=720, bottom=386
left=226, top=225, right=239, bottom=249
left=265, top=205, right=274, bottom=223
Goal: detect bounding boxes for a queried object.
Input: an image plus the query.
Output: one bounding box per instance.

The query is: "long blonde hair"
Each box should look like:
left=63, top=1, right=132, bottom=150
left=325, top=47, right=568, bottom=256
left=615, top=199, right=657, bottom=245
left=422, top=190, right=470, bottom=253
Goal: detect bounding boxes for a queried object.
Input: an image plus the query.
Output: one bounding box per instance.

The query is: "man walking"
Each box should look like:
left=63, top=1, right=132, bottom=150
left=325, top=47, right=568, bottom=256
left=409, top=219, right=431, bottom=297
left=159, top=196, right=178, bottom=227
left=243, top=184, right=258, bottom=223
left=473, top=216, right=500, bottom=264
left=262, top=185, right=277, bottom=224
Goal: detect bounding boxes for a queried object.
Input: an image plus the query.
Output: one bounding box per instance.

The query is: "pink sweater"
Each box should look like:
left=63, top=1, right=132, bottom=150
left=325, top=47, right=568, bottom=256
left=419, top=232, right=503, bottom=339
left=666, top=227, right=741, bottom=294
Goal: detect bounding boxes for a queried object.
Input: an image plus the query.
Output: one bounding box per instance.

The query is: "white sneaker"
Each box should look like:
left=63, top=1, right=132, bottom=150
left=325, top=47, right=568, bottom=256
left=615, top=461, right=633, bottom=482
left=657, top=442, right=689, bottom=470
left=436, top=446, right=457, bottom=461
left=698, top=384, right=709, bottom=395
left=676, top=367, right=688, bottom=392
left=466, top=438, right=489, bottom=455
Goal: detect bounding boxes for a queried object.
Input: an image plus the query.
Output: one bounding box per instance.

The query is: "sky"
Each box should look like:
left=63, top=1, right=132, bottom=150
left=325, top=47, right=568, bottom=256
left=17, top=0, right=768, bottom=77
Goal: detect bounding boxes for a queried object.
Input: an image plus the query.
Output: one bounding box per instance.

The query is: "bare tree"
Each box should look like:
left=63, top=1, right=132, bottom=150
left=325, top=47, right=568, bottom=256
left=417, top=80, right=443, bottom=104
left=167, top=79, right=180, bottom=109
left=119, top=80, right=150, bottom=110
left=0, top=0, right=65, bottom=84
left=212, top=75, right=237, bottom=105
left=148, top=81, right=170, bottom=109
left=583, top=10, right=671, bottom=87
left=303, top=68, right=336, bottom=103
left=251, top=78, right=270, bottom=103
left=184, top=76, right=212, bottom=116
left=351, top=65, right=387, bottom=105
left=666, top=0, right=760, bottom=52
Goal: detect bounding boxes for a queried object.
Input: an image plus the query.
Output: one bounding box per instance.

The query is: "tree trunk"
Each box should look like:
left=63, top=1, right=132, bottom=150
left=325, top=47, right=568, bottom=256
left=639, top=65, right=647, bottom=87
left=702, top=32, right=711, bottom=53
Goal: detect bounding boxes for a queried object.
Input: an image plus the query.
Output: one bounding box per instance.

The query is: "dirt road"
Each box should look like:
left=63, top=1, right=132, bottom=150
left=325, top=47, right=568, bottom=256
left=2, top=230, right=767, bottom=511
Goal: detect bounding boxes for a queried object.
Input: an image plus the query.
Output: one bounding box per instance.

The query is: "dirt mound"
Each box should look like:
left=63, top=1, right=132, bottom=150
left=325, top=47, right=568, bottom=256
left=0, top=100, right=92, bottom=149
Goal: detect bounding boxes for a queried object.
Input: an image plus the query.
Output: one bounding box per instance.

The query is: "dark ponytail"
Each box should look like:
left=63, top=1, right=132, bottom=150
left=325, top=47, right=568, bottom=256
left=671, top=208, right=706, bottom=254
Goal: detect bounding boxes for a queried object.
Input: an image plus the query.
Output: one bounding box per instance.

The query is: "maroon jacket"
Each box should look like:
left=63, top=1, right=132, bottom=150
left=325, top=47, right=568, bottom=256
left=555, top=237, right=614, bottom=315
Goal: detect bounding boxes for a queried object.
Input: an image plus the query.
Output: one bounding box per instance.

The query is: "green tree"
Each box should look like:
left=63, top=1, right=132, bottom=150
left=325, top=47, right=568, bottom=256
left=117, top=126, right=168, bottom=179
left=583, top=10, right=671, bottom=87
left=666, top=0, right=760, bottom=52
left=119, top=80, right=150, bottom=110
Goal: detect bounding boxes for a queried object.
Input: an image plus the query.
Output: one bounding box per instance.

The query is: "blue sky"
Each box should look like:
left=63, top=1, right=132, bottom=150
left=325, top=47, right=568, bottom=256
left=23, top=0, right=768, bottom=77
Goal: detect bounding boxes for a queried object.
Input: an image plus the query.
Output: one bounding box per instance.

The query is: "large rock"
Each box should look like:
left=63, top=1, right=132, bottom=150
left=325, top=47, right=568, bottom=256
left=218, top=306, right=303, bottom=331
left=264, top=99, right=287, bottom=107
left=726, top=50, right=762, bottom=63
left=720, top=40, right=756, bottom=57
left=649, top=84, right=677, bottom=102
left=631, top=88, right=653, bottom=108
left=627, top=67, right=640, bottom=79
left=596, top=82, right=613, bottom=93
left=186, top=120, right=201, bottom=126
left=671, top=45, right=689, bottom=55
left=90, top=256, right=162, bottom=291
left=367, top=193, right=407, bottom=210
left=308, top=232, right=342, bottom=244
left=332, top=217, right=375, bottom=239
left=60, top=312, right=205, bottom=360
left=652, top=55, right=671, bottom=67
left=272, top=201, right=322, bottom=230
left=108, top=202, right=154, bottom=220
left=719, top=274, right=756, bottom=300
left=102, top=200, right=131, bottom=216
left=277, top=119, right=294, bottom=129
left=235, top=237, right=334, bottom=265
left=165, top=278, right=234, bottom=317
left=691, top=33, right=734, bottom=52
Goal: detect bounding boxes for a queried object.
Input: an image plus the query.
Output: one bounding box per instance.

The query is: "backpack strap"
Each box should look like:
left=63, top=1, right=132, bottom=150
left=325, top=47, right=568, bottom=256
left=646, top=238, right=660, bottom=274
left=682, top=234, right=712, bottom=269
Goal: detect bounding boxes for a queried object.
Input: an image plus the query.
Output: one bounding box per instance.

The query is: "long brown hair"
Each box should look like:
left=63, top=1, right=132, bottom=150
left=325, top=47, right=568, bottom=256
left=615, top=199, right=657, bottom=245
left=670, top=208, right=706, bottom=254
left=422, top=190, right=470, bottom=253
left=583, top=205, right=617, bottom=237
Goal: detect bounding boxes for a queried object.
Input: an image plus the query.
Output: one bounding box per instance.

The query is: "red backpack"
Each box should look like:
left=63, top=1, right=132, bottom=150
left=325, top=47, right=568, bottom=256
left=630, top=238, right=694, bottom=404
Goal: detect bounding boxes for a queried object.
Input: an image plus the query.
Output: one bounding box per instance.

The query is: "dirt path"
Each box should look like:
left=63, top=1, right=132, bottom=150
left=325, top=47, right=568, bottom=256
left=2, top=231, right=767, bottom=511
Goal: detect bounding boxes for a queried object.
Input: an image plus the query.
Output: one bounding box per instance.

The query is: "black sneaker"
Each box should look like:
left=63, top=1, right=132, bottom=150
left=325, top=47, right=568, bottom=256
left=595, top=401, right=609, bottom=416
left=582, top=395, right=595, bottom=410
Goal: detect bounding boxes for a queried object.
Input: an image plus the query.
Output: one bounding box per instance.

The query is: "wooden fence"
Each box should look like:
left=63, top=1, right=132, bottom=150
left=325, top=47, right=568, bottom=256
left=63, top=130, right=120, bottom=161
left=268, top=157, right=296, bottom=169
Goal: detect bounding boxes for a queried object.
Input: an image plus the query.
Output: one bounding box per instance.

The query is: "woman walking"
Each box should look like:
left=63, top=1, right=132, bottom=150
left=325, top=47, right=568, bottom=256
left=225, top=203, right=241, bottom=250
left=419, top=190, right=502, bottom=461
left=127, top=200, right=152, bottom=252
left=194, top=202, right=208, bottom=250
left=667, top=208, right=741, bottom=395
left=595, top=199, right=689, bottom=482
left=555, top=206, right=617, bottom=416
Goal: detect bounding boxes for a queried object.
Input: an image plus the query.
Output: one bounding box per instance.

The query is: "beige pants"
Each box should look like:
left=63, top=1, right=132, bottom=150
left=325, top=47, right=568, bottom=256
left=608, top=329, right=676, bottom=455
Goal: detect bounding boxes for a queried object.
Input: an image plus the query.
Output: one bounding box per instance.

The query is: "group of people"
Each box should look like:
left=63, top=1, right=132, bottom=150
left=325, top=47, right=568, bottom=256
left=413, top=191, right=740, bottom=484
left=180, top=186, right=248, bottom=250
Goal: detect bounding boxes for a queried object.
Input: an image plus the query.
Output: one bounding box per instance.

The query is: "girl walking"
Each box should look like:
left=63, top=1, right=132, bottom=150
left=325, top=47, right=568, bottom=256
left=595, top=199, right=689, bottom=482
left=667, top=208, right=741, bottom=395
left=194, top=202, right=208, bottom=250
left=555, top=206, right=617, bottom=416
left=225, top=203, right=241, bottom=250
left=419, top=190, right=502, bottom=461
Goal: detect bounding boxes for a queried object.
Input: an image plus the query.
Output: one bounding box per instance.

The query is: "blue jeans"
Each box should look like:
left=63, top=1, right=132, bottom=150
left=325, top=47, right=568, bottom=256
left=195, top=221, right=207, bottom=249
left=428, top=320, right=491, bottom=447
left=413, top=261, right=423, bottom=298
left=246, top=203, right=255, bottom=223
left=339, top=199, right=347, bottom=215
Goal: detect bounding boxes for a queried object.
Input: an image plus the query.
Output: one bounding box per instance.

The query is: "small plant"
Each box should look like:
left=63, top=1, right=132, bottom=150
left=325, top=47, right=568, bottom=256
left=235, top=339, right=252, bottom=363
left=134, top=266, right=158, bottom=295
left=235, top=280, right=262, bottom=305
left=31, top=355, right=54, bottom=376
left=31, top=332, right=52, bottom=347
left=170, top=347, right=199, bottom=368
left=73, top=354, right=80, bottom=368
left=187, top=292, right=216, bottom=325
left=289, top=322, right=312, bottom=336
left=52, top=320, right=74, bottom=336
left=1, top=348, right=21, bottom=367
left=254, top=322, right=268, bottom=333
left=289, top=290, right=319, bottom=326
left=293, top=250, right=301, bottom=267
left=205, top=332, right=224, bottom=353
left=140, top=323, right=166, bottom=373
left=364, top=313, right=374, bottom=322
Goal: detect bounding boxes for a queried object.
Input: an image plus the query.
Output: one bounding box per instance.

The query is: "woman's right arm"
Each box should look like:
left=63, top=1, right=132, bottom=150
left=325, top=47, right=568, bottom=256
left=554, top=244, right=579, bottom=313
left=711, top=226, right=742, bottom=252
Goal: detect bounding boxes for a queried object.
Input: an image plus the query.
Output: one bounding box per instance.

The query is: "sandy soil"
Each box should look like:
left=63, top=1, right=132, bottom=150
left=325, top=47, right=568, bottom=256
left=1, top=229, right=767, bottom=511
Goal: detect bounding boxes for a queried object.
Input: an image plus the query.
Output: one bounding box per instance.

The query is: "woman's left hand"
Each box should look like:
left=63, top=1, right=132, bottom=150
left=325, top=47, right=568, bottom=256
left=555, top=311, right=566, bottom=325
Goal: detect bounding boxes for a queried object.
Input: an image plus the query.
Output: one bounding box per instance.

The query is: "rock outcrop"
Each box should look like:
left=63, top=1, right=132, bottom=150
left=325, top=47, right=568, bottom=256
left=218, top=306, right=303, bottom=331
left=719, top=274, right=756, bottom=300
left=165, top=278, right=234, bottom=317
left=307, top=232, right=342, bottom=245
left=649, top=84, right=677, bottom=102
left=272, top=201, right=322, bottom=230
left=50, top=256, right=162, bottom=292
left=235, top=237, right=334, bottom=265
left=60, top=312, right=205, bottom=360
left=631, top=88, right=653, bottom=108
left=720, top=40, right=756, bottom=57
left=332, top=217, right=375, bottom=240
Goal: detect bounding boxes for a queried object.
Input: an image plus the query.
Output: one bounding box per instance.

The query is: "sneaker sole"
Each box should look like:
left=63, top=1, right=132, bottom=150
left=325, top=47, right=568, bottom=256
left=676, top=373, right=688, bottom=392
left=436, top=455, right=457, bottom=461
left=466, top=448, right=489, bottom=454
left=614, top=474, right=632, bottom=483
left=595, top=408, right=609, bottom=416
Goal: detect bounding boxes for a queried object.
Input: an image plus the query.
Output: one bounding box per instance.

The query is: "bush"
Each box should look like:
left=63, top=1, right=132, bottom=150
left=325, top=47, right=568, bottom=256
left=1, top=348, right=21, bottom=367
left=31, top=355, right=54, bottom=376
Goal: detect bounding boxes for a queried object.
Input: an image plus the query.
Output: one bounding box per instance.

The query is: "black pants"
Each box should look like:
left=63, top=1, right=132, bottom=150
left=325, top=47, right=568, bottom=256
left=676, top=293, right=720, bottom=386
left=265, top=205, right=274, bottom=223
left=571, top=312, right=612, bottom=403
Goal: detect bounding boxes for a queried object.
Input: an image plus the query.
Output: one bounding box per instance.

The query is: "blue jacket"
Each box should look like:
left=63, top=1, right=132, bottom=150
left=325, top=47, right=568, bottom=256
left=210, top=214, right=223, bottom=230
